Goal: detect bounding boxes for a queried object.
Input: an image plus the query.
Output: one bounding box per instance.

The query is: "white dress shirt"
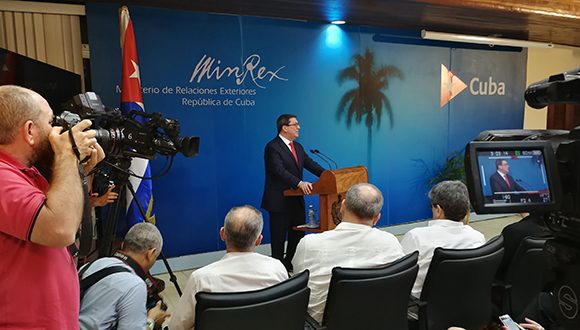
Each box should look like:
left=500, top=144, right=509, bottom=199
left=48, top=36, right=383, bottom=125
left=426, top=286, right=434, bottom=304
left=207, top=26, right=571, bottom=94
left=168, top=252, right=288, bottom=330
left=292, top=221, right=405, bottom=323
left=278, top=134, right=293, bottom=151
left=401, top=219, right=486, bottom=297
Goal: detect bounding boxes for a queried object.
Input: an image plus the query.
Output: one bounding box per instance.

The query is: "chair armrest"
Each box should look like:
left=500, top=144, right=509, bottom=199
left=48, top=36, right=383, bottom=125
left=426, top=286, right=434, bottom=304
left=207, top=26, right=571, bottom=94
left=305, top=313, right=326, bottom=330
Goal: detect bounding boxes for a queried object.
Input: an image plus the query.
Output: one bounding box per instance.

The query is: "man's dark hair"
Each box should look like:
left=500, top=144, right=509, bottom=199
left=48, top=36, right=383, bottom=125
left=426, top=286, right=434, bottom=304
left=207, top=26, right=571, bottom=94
left=345, top=183, right=383, bottom=220
left=428, top=180, right=470, bottom=222
left=495, top=159, right=507, bottom=169
left=224, top=205, right=263, bottom=250
left=276, top=114, right=296, bottom=133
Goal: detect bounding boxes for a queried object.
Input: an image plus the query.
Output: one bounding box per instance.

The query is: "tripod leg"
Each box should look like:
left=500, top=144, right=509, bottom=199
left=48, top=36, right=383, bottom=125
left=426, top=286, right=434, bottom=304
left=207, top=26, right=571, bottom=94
left=126, top=183, right=182, bottom=296
left=98, top=186, right=124, bottom=257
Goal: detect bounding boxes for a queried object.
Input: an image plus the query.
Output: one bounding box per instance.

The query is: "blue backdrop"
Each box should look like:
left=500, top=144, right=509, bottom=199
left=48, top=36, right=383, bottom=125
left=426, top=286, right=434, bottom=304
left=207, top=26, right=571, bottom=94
left=87, top=4, right=527, bottom=257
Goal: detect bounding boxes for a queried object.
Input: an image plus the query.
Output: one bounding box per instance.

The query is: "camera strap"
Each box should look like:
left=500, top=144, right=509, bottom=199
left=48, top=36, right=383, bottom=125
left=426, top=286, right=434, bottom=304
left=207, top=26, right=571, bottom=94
left=76, top=164, right=93, bottom=258
left=67, top=129, right=90, bottom=163
left=78, top=262, right=131, bottom=301
left=114, top=251, right=164, bottom=307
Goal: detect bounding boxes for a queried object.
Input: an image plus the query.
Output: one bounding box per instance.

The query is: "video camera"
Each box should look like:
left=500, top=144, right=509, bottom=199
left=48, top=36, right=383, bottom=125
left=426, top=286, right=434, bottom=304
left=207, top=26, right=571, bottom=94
left=465, top=68, right=580, bottom=328
left=55, top=92, right=200, bottom=160
left=465, top=68, right=580, bottom=240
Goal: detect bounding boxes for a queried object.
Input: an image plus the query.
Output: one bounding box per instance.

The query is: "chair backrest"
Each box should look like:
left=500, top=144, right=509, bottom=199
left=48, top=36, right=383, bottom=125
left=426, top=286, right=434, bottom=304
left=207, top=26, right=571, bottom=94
left=419, top=235, right=504, bottom=330
left=322, top=251, right=419, bottom=330
left=504, top=236, right=553, bottom=317
left=194, top=270, right=310, bottom=330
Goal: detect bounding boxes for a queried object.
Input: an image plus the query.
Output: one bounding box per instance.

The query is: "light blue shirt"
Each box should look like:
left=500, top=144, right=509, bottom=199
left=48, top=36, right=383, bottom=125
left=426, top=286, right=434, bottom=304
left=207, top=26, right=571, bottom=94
left=79, top=257, right=147, bottom=330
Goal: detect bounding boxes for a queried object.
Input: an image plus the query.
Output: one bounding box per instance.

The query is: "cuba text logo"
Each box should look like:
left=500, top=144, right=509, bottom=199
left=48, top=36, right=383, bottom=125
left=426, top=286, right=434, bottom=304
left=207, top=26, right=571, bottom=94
left=469, top=77, right=506, bottom=95
left=439, top=64, right=507, bottom=107
left=189, top=54, right=288, bottom=89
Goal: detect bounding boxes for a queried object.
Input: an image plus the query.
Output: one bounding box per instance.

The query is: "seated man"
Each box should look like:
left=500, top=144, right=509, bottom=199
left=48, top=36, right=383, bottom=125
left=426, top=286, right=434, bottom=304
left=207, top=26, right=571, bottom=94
left=79, top=222, right=169, bottom=330
left=401, top=180, right=486, bottom=297
left=169, top=205, right=288, bottom=330
left=292, top=183, right=405, bottom=323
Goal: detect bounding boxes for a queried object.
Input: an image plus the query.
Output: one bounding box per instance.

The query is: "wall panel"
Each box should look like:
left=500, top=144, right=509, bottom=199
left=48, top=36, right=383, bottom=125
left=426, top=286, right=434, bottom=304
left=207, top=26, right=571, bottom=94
left=0, top=1, right=85, bottom=84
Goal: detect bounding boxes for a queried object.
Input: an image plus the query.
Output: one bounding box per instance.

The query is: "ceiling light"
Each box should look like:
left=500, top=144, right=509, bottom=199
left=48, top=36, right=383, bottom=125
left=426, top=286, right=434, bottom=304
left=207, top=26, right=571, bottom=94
left=331, top=20, right=346, bottom=25
left=421, top=30, right=554, bottom=49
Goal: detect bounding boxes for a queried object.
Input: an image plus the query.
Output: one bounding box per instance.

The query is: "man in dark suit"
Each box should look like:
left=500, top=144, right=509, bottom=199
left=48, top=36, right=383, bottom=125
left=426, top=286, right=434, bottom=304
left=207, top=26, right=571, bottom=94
left=261, top=114, right=325, bottom=271
left=490, top=159, right=526, bottom=194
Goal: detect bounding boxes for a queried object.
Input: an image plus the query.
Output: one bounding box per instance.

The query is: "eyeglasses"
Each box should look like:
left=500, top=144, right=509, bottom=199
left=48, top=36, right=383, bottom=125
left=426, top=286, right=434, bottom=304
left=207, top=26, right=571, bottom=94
left=286, top=122, right=300, bottom=127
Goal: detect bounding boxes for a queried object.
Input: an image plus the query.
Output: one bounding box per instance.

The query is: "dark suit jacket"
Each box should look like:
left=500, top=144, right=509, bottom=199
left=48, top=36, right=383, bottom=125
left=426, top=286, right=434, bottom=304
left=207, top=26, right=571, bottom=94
left=261, top=136, right=325, bottom=213
left=490, top=171, right=525, bottom=194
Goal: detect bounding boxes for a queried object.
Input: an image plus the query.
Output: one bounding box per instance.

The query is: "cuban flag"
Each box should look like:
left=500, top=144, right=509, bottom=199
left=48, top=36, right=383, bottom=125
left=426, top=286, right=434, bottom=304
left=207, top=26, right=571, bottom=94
left=119, top=6, right=155, bottom=226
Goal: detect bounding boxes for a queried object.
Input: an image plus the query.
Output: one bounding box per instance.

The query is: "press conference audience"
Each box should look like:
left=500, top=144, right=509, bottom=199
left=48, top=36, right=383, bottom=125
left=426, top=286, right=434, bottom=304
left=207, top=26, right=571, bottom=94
left=292, top=183, right=405, bottom=323
left=78, top=222, right=170, bottom=330
left=0, top=85, right=103, bottom=329
left=169, top=205, right=288, bottom=330
left=401, top=180, right=486, bottom=297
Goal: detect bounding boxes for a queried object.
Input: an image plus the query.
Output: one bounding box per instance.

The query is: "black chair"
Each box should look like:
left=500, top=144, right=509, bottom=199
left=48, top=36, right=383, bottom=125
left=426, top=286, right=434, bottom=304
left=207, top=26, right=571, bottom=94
left=495, top=236, right=553, bottom=318
left=194, top=270, right=310, bottom=330
left=306, top=251, right=419, bottom=330
left=414, top=235, right=504, bottom=330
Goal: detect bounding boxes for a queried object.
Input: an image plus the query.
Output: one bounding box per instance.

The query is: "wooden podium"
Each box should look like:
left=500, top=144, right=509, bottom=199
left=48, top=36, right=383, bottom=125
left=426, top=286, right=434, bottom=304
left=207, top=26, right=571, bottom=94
left=284, top=165, right=368, bottom=232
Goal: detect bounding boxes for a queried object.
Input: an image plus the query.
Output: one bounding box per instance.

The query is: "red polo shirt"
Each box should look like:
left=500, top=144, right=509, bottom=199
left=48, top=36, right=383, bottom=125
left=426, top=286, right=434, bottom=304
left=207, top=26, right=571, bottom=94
left=0, top=149, right=79, bottom=330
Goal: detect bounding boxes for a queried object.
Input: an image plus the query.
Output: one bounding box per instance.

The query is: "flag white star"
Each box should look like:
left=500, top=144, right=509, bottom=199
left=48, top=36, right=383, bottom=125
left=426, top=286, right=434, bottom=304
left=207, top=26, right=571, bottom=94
left=129, top=60, right=141, bottom=85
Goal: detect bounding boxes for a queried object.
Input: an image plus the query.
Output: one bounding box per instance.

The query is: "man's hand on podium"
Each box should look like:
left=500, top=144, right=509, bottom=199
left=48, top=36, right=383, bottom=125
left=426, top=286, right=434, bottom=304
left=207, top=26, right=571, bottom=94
left=298, top=181, right=314, bottom=195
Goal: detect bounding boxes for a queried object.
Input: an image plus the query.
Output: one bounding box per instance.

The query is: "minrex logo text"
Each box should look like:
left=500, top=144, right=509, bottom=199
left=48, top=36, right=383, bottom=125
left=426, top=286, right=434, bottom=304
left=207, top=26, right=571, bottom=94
left=189, top=54, right=288, bottom=89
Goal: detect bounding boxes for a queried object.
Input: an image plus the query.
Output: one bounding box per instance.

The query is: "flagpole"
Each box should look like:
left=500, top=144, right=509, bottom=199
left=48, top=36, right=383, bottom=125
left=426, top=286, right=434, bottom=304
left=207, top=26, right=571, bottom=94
left=117, top=5, right=182, bottom=297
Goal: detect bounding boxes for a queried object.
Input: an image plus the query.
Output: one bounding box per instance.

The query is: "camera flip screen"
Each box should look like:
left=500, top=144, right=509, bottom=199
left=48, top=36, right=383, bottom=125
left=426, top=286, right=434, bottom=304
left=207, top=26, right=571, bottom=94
left=465, top=141, right=561, bottom=214
left=476, top=149, right=551, bottom=205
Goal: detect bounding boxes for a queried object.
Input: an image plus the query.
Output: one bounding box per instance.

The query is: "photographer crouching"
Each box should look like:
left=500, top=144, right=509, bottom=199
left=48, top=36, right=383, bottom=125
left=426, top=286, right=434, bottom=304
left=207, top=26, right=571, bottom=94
left=0, top=85, right=104, bottom=329
left=78, top=222, right=170, bottom=330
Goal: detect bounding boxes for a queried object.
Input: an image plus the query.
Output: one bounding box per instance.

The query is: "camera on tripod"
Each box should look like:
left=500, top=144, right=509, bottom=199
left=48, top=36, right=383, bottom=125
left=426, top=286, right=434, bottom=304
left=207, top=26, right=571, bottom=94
left=54, top=92, right=200, bottom=160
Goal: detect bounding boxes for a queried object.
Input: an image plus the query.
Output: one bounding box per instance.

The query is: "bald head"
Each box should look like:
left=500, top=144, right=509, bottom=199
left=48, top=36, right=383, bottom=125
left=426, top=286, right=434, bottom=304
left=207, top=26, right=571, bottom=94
left=344, top=183, right=383, bottom=222
left=0, top=85, right=46, bottom=145
left=223, top=205, right=263, bottom=251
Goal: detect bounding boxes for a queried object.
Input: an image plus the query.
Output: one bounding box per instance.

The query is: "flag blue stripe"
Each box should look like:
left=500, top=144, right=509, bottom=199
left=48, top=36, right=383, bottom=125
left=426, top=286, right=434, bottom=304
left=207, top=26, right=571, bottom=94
left=127, top=163, right=153, bottom=226
left=120, top=102, right=154, bottom=226
left=120, top=101, right=147, bottom=123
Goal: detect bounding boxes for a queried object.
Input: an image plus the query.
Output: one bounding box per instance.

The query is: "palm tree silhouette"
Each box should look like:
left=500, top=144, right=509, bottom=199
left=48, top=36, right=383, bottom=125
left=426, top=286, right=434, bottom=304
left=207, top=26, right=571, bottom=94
left=337, top=48, right=403, bottom=165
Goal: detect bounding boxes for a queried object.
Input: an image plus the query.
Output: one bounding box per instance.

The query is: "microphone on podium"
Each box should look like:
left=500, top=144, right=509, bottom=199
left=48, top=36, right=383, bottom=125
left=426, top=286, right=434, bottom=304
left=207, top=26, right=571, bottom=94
left=311, top=149, right=338, bottom=170
left=310, top=149, right=332, bottom=170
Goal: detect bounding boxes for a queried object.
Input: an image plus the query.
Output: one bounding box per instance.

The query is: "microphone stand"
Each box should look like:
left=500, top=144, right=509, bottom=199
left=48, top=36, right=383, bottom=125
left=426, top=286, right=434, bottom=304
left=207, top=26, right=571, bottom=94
left=310, top=149, right=332, bottom=169
left=314, top=149, right=338, bottom=170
